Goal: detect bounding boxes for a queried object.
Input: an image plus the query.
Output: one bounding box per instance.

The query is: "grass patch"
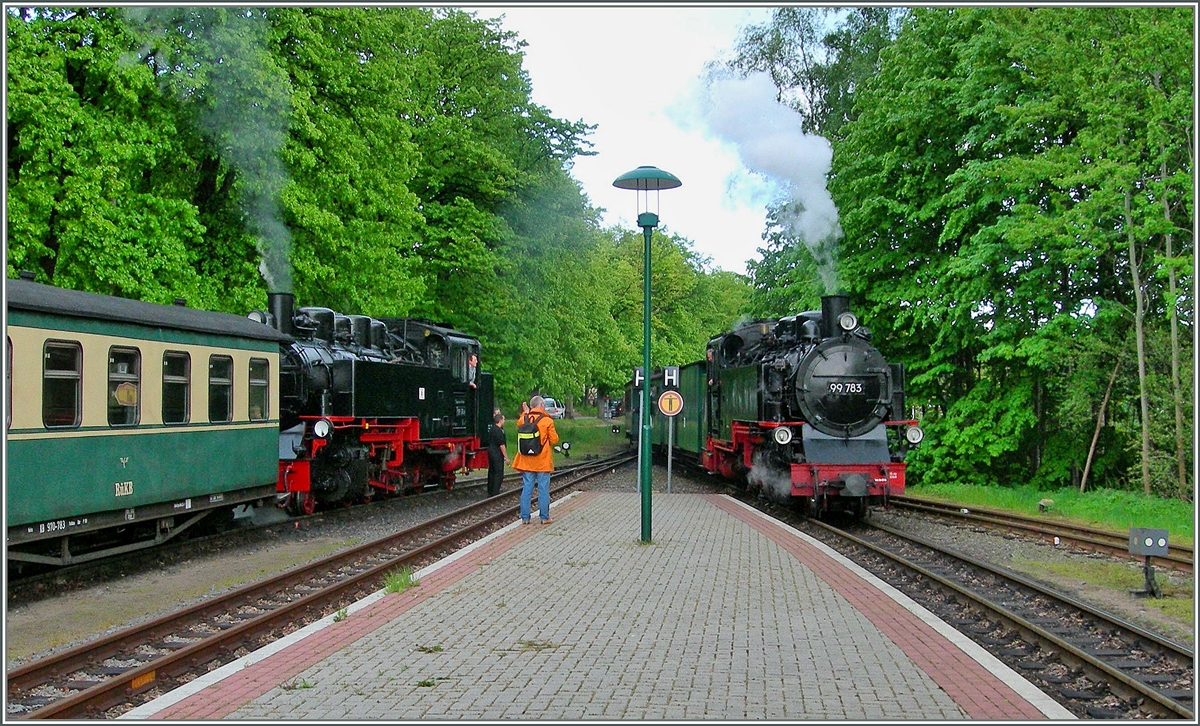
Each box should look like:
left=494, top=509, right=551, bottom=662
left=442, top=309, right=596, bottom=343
left=332, top=607, right=348, bottom=622
left=1017, top=557, right=1194, bottom=627
left=1024, top=558, right=1147, bottom=591
left=280, top=677, right=314, bottom=690
left=416, top=644, right=443, bottom=653
left=384, top=566, right=419, bottom=594
left=1145, top=593, right=1196, bottom=622
left=911, top=482, right=1193, bottom=544
left=546, top=417, right=629, bottom=459
left=517, top=639, right=557, bottom=651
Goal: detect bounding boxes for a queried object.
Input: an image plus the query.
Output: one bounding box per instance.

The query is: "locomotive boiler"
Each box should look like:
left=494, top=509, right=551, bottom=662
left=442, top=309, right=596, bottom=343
left=256, top=293, right=493, bottom=515
left=634, top=294, right=922, bottom=517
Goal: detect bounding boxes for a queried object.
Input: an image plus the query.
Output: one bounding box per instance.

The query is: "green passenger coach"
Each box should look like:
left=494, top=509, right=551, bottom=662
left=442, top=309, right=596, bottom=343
left=6, top=277, right=291, bottom=567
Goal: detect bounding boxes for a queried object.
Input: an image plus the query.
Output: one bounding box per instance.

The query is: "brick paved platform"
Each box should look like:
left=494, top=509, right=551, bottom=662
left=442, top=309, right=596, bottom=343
left=122, top=491, right=1074, bottom=720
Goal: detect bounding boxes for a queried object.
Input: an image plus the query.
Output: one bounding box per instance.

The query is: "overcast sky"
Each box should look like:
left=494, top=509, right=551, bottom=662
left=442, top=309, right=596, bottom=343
left=472, top=4, right=790, bottom=276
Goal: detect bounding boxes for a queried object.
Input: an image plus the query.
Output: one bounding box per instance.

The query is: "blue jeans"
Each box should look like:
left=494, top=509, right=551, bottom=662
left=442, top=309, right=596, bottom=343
left=520, top=471, right=551, bottom=522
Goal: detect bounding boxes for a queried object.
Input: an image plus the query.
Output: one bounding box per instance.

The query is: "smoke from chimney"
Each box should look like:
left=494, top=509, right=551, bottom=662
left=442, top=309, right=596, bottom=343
left=691, top=71, right=842, bottom=293
left=125, top=8, right=295, bottom=294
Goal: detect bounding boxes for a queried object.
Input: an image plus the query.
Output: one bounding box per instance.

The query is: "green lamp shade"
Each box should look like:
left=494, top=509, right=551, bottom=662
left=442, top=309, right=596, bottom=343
left=612, top=165, right=682, bottom=191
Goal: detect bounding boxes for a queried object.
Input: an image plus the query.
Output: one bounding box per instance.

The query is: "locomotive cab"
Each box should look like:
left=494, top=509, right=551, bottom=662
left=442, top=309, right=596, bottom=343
left=253, top=301, right=493, bottom=516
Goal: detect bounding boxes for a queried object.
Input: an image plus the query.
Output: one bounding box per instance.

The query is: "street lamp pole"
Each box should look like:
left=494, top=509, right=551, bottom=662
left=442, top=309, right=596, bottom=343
left=613, top=166, right=681, bottom=543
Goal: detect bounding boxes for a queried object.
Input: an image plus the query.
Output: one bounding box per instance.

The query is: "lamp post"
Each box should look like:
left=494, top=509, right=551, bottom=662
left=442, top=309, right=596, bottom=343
left=613, top=165, right=682, bottom=543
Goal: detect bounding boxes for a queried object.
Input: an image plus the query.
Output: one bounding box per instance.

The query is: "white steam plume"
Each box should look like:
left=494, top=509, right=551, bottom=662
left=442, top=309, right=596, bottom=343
left=695, top=71, right=842, bottom=292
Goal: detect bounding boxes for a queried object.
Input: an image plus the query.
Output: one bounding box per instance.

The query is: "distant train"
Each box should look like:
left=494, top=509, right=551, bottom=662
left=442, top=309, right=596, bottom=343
left=626, top=294, right=922, bottom=517
left=6, top=276, right=492, bottom=567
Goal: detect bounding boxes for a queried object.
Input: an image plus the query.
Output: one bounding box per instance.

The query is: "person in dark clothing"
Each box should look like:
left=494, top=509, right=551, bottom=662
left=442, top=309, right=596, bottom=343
left=487, top=412, right=508, bottom=496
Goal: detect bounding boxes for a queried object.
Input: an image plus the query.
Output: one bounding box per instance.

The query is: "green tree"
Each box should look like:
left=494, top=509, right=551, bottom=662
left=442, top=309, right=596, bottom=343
left=6, top=7, right=211, bottom=305
left=721, top=7, right=905, bottom=316
left=831, top=7, right=1192, bottom=496
left=265, top=7, right=429, bottom=315
left=725, top=7, right=905, bottom=141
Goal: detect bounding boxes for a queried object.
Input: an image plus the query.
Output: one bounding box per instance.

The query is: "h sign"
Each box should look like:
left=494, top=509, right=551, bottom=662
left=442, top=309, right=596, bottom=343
left=663, top=366, right=680, bottom=389
left=633, top=367, right=644, bottom=390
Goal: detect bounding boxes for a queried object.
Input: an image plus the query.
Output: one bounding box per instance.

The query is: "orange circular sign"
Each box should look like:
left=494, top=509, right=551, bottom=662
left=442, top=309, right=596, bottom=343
left=657, top=390, right=684, bottom=417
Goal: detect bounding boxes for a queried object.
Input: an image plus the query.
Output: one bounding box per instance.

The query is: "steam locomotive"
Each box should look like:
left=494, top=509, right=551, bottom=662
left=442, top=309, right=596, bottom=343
left=258, top=293, right=493, bottom=515
left=627, top=294, right=922, bottom=517
left=7, top=277, right=492, bottom=567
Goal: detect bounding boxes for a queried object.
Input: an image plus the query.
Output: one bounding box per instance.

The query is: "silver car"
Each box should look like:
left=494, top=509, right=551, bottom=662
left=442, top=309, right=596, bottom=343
left=542, top=397, right=566, bottom=419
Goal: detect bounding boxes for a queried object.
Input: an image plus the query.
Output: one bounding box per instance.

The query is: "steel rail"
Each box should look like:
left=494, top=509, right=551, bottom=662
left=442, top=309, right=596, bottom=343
left=8, top=453, right=634, bottom=719
left=890, top=495, right=1193, bottom=573
left=810, top=518, right=1194, bottom=720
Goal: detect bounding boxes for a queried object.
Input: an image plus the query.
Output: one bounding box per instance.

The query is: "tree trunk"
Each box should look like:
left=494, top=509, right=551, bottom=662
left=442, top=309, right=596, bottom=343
left=1160, top=160, right=1187, bottom=499
left=1080, top=359, right=1121, bottom=493
left=1124, top=188, right=1152, bottom=496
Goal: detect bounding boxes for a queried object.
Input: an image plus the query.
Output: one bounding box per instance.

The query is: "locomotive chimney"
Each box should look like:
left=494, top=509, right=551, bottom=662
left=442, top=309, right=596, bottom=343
left=820, top=294, right=851, bottom=339
left=268, top=292, right=295, bottom=336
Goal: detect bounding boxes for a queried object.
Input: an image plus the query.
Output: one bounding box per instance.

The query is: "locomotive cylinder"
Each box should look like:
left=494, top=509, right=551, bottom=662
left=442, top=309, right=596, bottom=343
left=820, top=294, right=851, bottom=339
left=268, top=292, right=296, bottom=336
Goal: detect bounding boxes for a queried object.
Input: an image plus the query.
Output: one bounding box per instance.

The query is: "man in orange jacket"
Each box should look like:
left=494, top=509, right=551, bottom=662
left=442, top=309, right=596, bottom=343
left=513, top=395, right=560, bottom=524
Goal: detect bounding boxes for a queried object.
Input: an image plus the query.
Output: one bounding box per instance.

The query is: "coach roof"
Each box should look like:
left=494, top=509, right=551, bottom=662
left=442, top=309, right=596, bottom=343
left=5, top=278, right=292, bottom=343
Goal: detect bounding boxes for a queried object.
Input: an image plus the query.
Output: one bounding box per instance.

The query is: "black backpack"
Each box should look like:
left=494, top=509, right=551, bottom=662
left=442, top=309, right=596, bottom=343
left=517, top=412, right=545, bottom=456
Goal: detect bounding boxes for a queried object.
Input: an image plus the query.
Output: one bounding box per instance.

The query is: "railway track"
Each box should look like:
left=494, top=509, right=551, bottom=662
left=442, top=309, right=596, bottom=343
left=808, top=516, right=1194, bottom=719
left=5, top=453, right=634, bottom=720
left=890, top=495, right=1194, bottom=573
left=7, top=455, right=619, bottom=600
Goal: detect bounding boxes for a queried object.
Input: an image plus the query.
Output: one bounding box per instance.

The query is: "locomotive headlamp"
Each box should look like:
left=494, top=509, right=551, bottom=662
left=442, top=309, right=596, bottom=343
left=838, top=312, right=859, bottom=332
left=313, top=418, right=334, bottom=439
left=905, top=425, right=924, bottom=445
left=772, top=426, right=794, bottom=446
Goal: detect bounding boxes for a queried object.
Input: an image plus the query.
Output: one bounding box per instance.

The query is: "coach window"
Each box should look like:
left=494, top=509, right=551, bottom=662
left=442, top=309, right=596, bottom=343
left=209, top=355, right=233, bottom=422
left=43, top=341, right=82, bottom=428
left=162, top=351, right=190, bottom=424
left=248, top=358, right=269, bottom=421
left=108, top=347, right=141, bottom=426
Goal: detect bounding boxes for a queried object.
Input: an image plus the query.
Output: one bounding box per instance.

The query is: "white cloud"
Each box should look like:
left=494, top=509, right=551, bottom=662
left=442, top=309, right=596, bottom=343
left=481, top=5, right=778, bottom=275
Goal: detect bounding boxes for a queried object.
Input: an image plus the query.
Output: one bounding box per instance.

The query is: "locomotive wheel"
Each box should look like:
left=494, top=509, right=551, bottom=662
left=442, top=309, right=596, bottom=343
left=286, top=491, right=316, bottom=516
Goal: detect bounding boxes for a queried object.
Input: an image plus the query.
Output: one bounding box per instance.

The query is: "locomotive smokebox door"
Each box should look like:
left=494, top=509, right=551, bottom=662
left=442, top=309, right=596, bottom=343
left=1128, top=528, right=1169, bottom=556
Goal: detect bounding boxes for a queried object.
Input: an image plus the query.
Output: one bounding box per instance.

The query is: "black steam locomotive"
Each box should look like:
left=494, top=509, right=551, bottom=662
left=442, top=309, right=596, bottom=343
left=255, top=293, right=493, bottom=515
left=631, top=294, right=922, bottom=517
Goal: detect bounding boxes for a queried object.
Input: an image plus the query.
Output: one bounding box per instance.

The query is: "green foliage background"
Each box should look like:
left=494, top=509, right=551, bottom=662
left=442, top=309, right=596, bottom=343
left=726, top=7, right=1193, bottom=501
left=6, top=6, right=1193, bottom=504
left=5, top=6, right=750, bottom=411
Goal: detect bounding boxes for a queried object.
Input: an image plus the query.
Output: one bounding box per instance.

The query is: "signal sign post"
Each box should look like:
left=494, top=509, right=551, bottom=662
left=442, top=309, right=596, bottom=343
left=658, top=388, right=683, bottom=494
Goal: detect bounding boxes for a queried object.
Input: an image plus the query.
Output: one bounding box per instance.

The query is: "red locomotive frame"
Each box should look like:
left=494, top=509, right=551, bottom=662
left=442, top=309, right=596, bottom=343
left=701, top=419, right=914, bottom=500
left=277, top=415, right=488, bottom=515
